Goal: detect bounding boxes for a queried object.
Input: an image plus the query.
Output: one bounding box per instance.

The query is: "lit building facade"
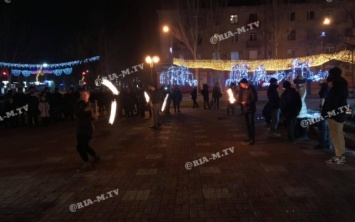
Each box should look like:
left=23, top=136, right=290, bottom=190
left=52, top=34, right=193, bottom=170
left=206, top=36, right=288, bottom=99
left=158, top=0, right=355, bottom=91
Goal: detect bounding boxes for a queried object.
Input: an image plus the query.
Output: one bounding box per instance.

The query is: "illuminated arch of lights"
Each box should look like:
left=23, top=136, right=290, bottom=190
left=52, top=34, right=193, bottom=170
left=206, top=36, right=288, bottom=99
left=173, top=50, right=355, bottom=71
left=225, top=59, right=329, bottom=87
left=159, top=66, right=198, bottom=86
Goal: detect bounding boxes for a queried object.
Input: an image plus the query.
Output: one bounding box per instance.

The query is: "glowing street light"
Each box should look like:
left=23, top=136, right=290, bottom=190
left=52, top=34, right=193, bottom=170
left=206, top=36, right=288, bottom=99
left=162, top=25, right=169, bottom=33
left=145, top=55, right=160, bottom=82
left=323, top=17, right=331, bottom=25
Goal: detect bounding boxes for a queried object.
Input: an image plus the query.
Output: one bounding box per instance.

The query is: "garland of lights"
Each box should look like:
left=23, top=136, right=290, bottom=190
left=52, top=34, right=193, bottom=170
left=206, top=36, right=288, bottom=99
left=0, top=56, right=100, bottom=69
left=173, top=50, right=355, bottom=71
left=160, top=66, right=198, bottom=86
left=11, top=68, right=73, bottom=77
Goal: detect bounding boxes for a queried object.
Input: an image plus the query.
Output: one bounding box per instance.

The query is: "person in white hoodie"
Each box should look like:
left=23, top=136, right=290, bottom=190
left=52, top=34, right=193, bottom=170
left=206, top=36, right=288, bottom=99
left=38, top=95, right=50, bottom=126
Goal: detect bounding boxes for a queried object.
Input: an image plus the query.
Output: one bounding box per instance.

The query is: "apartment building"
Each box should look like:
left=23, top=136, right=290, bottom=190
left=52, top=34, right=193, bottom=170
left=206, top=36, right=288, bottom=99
left=158, top=0, right=355, bottom=89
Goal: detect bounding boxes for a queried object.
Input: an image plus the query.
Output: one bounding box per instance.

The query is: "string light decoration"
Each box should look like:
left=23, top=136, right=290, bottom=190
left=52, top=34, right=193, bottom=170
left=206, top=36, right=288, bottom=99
left=224, top=59, right=329, bottom=87
left=159, top=66, right=198, bottom=86
left=173, top=50, right=355, bottom=71
left=0, top=56, right=100, bottom=69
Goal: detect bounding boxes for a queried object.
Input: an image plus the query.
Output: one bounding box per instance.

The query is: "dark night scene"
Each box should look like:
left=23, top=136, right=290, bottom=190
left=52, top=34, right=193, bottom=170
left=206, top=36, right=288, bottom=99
left=1, top=0, right=355, bottom=221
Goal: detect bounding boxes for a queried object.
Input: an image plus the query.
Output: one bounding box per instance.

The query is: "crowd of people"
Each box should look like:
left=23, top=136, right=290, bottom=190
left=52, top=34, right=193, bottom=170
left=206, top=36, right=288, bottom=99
left=0, top=67, right=350, bottom=166
left=0, top=86, right=113, bottom=128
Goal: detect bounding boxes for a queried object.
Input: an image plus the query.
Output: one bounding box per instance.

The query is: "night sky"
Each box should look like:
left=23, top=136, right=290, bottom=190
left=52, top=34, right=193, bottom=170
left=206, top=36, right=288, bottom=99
left=0, top=0, right=160, bottom=67
left=0, top=0, right=290, bottom=72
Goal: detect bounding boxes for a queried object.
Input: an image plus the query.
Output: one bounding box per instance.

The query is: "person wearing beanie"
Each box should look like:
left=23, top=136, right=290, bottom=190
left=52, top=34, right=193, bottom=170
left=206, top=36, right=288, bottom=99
left=267, top=78, right=281, bottom=137
left=238, top=78, right=257, bottom=145
left=322, top=67, right=349, bottom=164
left=280, top=81, right=302, bottom=143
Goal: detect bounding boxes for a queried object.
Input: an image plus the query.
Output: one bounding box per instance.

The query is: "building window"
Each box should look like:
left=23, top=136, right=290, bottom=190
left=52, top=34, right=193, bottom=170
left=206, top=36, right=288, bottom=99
left=268, top=51, right=273, bottom=59
left=249, top=50, right=258, bottom=59
left=307, top=11, right=315, bottom=20
left=231, top=34, right=238, bottom=43
left=230, top=15, right=238, bottom=24
left=288, top=12, right=295, bottom=21
left=325, top=47, right=334, bottom=54
left=287, top=29, right=296, bottom=40
left=249, top=13, right=258, bottom=22
left=231, top=52, right=239, bottom=60
left=212, top=52, right=221, bottom=60
left=287, top=49, right=295, bottom=58
left=249, top=33, right=257, bottom=41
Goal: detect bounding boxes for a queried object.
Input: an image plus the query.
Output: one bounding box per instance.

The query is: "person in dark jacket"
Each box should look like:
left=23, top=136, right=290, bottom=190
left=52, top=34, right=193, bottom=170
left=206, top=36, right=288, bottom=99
left=14, top=88, right=27, bottom=126
left=26, top=86, right=40, bottom=128
left=51, top=87, right=63, bottom=122
left=172, top=86, right=182, bottom=113
left=75, top=90, right=100, bottom=172
left=280, top=81, right=302, bottom=143
left=322, top=67, right=348, bottom=164
left=314, top=81, right=332, bottom=149
left=239, top=78, right=257, bottom=145
left=148, top=83, right=162, bottom=130
left=267, top=78, right=281, bottom=137
left=201, top=84, right=210, bottom=109
left=212, top=82, right=222, bottom=109
left=191, top=87, right=199, bottom=108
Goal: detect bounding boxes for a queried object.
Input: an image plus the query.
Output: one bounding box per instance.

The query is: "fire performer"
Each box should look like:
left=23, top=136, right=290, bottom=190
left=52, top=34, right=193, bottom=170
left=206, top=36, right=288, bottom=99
left=75, top=90, right=100, bottom=172
left=148, top=83, right=162, bottom=130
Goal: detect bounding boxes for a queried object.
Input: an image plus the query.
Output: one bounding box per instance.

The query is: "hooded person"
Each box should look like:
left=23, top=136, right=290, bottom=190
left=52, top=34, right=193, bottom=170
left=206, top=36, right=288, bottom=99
left=321, top=67, right=349, bottom=164
left=280, top=81, right=302, bottom=143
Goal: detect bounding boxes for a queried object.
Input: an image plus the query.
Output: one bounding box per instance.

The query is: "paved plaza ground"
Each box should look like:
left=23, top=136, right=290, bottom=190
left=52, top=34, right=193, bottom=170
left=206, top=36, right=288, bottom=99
left=1, top=98, right=355, bottom=222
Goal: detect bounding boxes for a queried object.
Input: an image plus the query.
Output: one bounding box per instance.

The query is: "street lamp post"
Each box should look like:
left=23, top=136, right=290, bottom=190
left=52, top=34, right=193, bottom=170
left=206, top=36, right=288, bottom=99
left=162, top=25, right=173, bottom=66
left=145, top=55, right=160, bottom=82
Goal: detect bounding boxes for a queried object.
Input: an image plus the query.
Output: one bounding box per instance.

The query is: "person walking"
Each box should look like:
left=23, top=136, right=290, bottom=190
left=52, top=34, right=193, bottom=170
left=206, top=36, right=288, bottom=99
left=267, top=78, right=281, bottom=137
left=280, top=81, right=302, bottom=143
left=191, top=87, right=199, bottom=108
left=239, top=78, right=257, bottom=145
left=38, top=95, right=50, bottom=126
left=172, top=86, right=182, bottom=113
left=201, top=84, right=210, bottom=110
left=148, top=83, right=162, bottom=130
left=212, top=82, right=222, bottom=109
left=314, top=80, right=332, bottom=149
left=322, top=67, right=348, bottom=164
left=75, top=90, right=100, bottom=172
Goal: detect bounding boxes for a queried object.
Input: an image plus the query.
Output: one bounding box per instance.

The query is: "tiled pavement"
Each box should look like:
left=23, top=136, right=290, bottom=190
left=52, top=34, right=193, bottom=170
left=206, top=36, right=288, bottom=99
left=1, top=106, right=355, bottom=222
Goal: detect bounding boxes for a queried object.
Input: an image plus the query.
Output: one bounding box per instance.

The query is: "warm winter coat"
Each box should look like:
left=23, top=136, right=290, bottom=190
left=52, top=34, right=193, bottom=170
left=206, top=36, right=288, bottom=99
left=76, top=101, right=95, bottom=136
left=239, top=85, right=257, bottom=113
left=267, top=84, right=280, bottom=109
left=321, top=77, right=348, bottom=123
left=38, top=101, right=50, bottom=117
left=280, top=87, right=302, bottom=118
